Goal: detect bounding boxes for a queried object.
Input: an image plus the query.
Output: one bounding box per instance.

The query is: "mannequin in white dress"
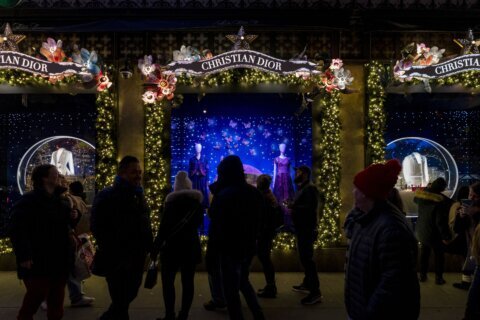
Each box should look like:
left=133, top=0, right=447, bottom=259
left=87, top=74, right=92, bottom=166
left=51, top=146, right=75, bottom=176
left=402, top=152, right=429, bottom=187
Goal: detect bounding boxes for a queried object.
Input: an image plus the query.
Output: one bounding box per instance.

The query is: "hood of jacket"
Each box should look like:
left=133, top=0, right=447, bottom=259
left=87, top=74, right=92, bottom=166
left=414, top=189, right=445, bottom=203
left=165, top=189, right=203, bottom=204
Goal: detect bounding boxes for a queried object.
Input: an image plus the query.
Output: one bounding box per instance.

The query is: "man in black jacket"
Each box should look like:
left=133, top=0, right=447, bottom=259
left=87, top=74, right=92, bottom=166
left=10, top=164, right=75, bottom=320
left=91, top=156, right=153, bottom=320
left=287, top=165, right=322, bottom=305
left=344, top=160, right=420, bottom=320
left=414, top=177, right=453, bottom=284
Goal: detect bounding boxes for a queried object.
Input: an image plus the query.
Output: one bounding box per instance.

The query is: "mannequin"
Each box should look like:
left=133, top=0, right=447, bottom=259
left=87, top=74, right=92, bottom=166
left=402, top=152, right=429, bottom=187
left=272, top=143, right=294, bottom=220
left=51, top=146, right=75, bottom=176
left=188, top=143, right=209, bottom=208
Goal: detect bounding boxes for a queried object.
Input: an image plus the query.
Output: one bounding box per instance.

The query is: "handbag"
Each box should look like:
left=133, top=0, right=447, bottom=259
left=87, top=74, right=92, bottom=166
left=144, top=260, right=158, bottom=289
left=73, top=233, right=95, bottom=280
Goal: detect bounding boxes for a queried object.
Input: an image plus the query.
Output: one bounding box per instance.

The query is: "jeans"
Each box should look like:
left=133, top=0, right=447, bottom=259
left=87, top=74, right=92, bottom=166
left=297, top=230, right=320, bottom=294
left=206, top=249, right=225, bottom=305
left=221, top=255, right=264, bottom=320
left=67, top=273, right=84, bottom=303
left=160, top=260, right=196, bottom=318
left=17, top=275, right=67, bottom=320
left=257, top=236, right=275, bottom=286
left=419, top=242, right=445, bottom=279
left=465, top=265, right=480, bottom=319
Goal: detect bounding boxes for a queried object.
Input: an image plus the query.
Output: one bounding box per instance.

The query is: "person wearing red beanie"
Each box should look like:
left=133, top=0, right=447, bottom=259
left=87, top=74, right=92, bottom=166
left=344, top=160, right=420, bottom=320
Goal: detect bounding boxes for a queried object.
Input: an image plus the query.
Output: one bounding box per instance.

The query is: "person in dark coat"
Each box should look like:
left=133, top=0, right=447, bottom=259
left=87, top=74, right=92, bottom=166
left=344, top=160, right=420, bottom=320
left=208, top=155, right=265, bottom=320
left=414, top=177, right=453, bottom=284
left=91, top=156, right=153, bottom=320
left=256, top=174, right=281, bottom=298
left=9, top=164, right=76, bottom=320
left=151, top=171, right=203, bottom=320
left=286, top=165, right=322, bottom=305
left=451, top=183, right=480, bottom=291
left=203, top=180, right=226, bottom=312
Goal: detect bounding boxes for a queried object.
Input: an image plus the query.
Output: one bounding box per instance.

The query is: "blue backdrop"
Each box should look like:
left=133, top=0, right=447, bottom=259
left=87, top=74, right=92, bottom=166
left=171, top=93, right=312, bottom=187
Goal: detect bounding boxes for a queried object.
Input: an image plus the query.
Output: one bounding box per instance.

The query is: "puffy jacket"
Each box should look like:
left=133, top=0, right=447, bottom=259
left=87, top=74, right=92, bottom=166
left=344, top=201, right=420, bottom=320
left=414, top=189, right=453, bottom=247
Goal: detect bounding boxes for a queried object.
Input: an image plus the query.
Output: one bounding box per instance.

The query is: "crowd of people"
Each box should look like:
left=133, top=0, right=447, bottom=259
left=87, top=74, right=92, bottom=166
left=6, top=155, right=480, bottom=320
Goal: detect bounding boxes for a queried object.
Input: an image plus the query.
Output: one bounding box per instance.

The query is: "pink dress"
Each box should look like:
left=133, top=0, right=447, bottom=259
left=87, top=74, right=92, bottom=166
left=273, top=156, right=295, bottom=204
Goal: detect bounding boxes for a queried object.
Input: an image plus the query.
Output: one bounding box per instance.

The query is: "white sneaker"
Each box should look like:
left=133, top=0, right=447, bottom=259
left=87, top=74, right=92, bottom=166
left=71, top=296, right=95, bottom=307
left=40, top=301, right=47, bottom=311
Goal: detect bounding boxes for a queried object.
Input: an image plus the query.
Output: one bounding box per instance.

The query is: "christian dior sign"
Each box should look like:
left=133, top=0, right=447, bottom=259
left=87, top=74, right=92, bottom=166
left=403, top=54, right=480, bottom=79
left=0, top=51, right=86, bottom=77
left=166, top=50, right=319, bottom=76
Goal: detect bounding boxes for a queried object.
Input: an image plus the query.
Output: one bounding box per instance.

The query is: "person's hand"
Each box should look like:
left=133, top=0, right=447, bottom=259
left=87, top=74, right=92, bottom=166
left=458, top=206, right=467, bottom=218
left=150, top=252, right=158, bottom=262
left=70, top=209, right=78, bottom=220
left=442, top=239, right=451, bottom=245
left=20, top=260, right=33, bottom=269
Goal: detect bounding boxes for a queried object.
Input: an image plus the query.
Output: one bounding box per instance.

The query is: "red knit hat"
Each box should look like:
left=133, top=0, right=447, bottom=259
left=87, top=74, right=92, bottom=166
left=353, top=159, right=402, bottom=200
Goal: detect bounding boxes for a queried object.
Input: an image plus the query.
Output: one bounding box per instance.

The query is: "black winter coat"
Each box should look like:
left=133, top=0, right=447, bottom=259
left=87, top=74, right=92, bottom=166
left=291, top=182, right=320, bottom=234
left=9, top=189, right=74, bottom=279
left=90, top=179, right=153, bottom=273
left=344, top=201, right=420, bottom=320
left=153, top=189, right=203, bottom=264
left=208, top=182, right=263, bottom=260
left=414, top=189, right=453, bottom=247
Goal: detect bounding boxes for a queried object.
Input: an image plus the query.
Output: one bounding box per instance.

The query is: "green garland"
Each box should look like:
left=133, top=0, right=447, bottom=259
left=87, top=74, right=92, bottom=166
left=366, top=61, right=387, bottom=164
left=315, top=90, right=342, bottom=246
left=95, top=90, right=117, bottom=190
left=144, top=99, right=174, bottom=233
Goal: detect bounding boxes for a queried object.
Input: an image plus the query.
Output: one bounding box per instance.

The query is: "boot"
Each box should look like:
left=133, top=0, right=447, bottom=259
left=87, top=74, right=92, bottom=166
left=177, top=310, right=188, bottom=320
left=257, top=284, right=277, bottom=298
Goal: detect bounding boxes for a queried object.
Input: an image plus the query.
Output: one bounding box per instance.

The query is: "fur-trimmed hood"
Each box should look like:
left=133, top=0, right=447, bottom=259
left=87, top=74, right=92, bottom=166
left=414, top=189, right=445, bottom=203
left=165, top=189, right=203, bottom=204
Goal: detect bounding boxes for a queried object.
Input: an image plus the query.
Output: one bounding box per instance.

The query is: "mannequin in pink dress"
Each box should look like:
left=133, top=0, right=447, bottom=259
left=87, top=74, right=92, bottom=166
left=273, top=143, right=295, bottom=229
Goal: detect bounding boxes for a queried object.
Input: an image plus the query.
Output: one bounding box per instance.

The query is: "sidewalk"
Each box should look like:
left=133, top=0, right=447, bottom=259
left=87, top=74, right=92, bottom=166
left=0, top=272, right=467, bottom=320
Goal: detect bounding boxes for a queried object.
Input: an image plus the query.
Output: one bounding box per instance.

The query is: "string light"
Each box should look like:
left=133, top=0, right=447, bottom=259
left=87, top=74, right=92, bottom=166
left=314, top=90, right=342, bottom=247
left=366, top=61, right=387, bottom=164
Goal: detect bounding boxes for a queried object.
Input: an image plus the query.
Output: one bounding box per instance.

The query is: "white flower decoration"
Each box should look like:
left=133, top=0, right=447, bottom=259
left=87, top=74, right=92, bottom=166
left=173, top=45, right=193, bottom=61
left=427, top=46, right=445, bottom=64
left=330, top=59, right=343, bottom=70
left=142, top=91, right=157, bottom=104
left=138, top=55, right=156, bottom=76
left=333, top=68, right=353, bottom=90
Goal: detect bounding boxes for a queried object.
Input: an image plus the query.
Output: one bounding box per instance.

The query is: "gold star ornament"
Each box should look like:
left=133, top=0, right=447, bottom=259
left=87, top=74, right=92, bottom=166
left=0, top=23, right=26, bottom=52
left=454, top=29, right=480, bottom=55
left=226, top=26, right=258, bottom=50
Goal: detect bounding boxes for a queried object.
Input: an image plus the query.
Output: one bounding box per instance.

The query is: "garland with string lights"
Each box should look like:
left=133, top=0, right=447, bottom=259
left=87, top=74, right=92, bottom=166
left=0, top=69, right=116, bottom=256
left=143, top=70, right=344, bottom=249
left=144, top=99, right=173, bottom=232
left=314, top=90, right=342, bottom=247
left=95, top=89, right=117, bottom=190
left=366, top=61, right=387, bottom=164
